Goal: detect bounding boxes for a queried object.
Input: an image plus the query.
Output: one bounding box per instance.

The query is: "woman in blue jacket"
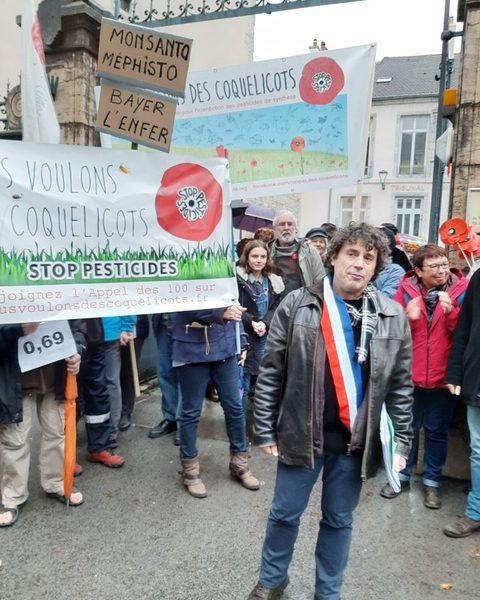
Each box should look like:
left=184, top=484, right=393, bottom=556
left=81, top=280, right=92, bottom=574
left=171, top=305, right=259, bottom=498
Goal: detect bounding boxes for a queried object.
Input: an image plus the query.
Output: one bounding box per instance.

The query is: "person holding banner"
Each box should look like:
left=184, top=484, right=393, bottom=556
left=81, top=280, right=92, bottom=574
left=77, top=319, right=125, bottom=469
left=248, top=223, right=413, bottom=600
left=101, top=315, right=136, bottom=448
left=171, top=306, right=259, bottom=498
left=0, top=320, right=86, bottom=527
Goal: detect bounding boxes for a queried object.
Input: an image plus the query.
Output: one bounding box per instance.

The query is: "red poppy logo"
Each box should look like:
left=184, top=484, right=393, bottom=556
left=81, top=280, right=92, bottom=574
left=155, top=163, right=223, bottom=242
left=291, top=252, right=298, bottom=261
left=299, top=57, right=344, bottom=105
left=290, top=137, right=305, bottom=153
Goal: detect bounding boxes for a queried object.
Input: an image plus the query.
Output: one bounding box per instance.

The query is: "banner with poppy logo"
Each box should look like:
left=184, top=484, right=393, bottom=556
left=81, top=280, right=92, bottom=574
left=167, top=44, right=376, bottom=199
left=0, top=140, right=238, bottom=324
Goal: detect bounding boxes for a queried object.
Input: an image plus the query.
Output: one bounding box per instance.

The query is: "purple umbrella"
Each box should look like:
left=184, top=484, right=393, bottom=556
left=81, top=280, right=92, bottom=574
left=232, top=204, right=275, bottom=233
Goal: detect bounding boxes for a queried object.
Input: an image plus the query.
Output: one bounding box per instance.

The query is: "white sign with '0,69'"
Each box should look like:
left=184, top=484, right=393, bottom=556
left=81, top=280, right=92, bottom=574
left=18, top=321, right=77, bottom=373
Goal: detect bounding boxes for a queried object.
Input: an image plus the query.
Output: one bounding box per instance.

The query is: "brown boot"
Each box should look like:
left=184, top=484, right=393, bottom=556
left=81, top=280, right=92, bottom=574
left=229, top=452, right=260, bottom=491
left=181, top=457, right=207, bottom=498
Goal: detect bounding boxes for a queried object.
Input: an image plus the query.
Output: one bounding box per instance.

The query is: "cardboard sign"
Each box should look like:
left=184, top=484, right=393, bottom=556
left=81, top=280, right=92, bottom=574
left=96, top=81, right=177, bottom=152
left=97, top=18, right=192, bottom=98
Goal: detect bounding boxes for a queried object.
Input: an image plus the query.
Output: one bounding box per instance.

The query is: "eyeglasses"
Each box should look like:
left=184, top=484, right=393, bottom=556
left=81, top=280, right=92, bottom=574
left=422, top=262, right=449, bottom=271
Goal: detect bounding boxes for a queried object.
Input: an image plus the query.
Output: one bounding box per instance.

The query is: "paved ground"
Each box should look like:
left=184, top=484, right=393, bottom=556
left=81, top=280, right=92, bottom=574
left=1, top=386, right=479, bottom=600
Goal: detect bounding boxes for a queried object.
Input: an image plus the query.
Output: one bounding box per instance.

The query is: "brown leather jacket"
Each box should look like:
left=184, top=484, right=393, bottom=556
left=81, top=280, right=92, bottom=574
left=253, top=280, right=413, bottom=480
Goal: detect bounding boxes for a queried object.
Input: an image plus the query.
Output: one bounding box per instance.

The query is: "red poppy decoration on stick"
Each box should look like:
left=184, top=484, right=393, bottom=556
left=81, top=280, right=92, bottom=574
left=155, top=163, right=223, bottom=242
left=439, top=218, right=480, bottom=269
left=299, top=57, right=345, bottom=105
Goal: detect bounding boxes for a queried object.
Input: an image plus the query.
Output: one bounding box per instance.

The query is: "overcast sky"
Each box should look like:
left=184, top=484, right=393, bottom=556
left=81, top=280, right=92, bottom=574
left=254, top=0, right=461, bottom=62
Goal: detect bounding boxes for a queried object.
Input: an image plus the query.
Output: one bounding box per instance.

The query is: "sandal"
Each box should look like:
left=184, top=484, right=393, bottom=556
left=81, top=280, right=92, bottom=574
left=0, top=507, right=19, bottom=527
left=46, top=490, right=84, bottom=507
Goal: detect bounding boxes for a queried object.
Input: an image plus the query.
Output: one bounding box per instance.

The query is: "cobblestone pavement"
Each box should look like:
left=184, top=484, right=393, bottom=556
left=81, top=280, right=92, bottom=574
left=1, top=388, right=479, bottom=600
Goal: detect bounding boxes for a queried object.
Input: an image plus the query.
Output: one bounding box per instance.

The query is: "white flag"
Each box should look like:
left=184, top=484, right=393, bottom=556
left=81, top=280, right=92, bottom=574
left=21, top=0, right=60, bottom=143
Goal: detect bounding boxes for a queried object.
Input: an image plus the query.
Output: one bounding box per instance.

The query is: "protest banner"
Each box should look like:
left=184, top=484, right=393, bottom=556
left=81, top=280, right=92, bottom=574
left=96, top=81, right=178, bottom=152
left=105, top=45, right=376, bottom=199
left=0, top=140, right=237, bottom=323
left=97, top=18, right=192, bottom=98
left=170, top=45, right=376, bottom=199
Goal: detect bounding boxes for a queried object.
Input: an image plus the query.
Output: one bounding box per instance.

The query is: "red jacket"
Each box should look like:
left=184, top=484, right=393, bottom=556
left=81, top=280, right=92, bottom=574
left=393, top=269, right=468, bottom=388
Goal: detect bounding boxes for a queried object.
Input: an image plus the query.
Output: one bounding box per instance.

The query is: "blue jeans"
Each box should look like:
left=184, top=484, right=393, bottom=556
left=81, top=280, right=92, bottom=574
left=176, top=357, right=246, bottom=459
left=240, top=370, right=252, bottom=412
left=466, top=405, right=480, bottom=521
left=400, top=387, right=457, bottom=487
left=155, top=321, right=181, bottom=423
left=259, top=453, right=362, bottom=600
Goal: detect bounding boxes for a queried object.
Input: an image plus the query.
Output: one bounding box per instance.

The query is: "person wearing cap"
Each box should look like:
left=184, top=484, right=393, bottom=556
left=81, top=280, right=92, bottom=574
left=381, top=223, right=412, bottom=272
left=320, top=222, right=338, bottom=240
left=305, top=227, right=329, bottom=264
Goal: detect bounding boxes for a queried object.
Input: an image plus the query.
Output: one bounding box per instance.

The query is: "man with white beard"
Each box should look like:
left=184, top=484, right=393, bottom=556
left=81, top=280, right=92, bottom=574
left=268, top=210, right=324, bottom=295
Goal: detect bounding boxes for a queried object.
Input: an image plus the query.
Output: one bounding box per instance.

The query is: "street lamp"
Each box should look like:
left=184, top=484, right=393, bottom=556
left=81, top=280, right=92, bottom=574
left=378, top=169, right=388, bottom=190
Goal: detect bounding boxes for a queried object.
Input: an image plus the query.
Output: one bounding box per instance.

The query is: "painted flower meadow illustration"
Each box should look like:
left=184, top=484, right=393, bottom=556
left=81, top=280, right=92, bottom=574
left=171, top=56, right=349, bottom=183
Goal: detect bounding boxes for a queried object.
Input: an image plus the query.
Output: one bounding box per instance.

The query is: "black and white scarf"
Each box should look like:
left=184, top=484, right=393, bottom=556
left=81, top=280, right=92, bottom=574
left=343, top=283, right=379, bottom=364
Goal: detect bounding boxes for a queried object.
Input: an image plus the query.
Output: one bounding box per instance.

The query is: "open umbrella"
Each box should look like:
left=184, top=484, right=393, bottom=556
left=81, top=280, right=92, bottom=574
left=63, top=370, right=77, bottom=505
left=232, top=204, right=275, bottom=233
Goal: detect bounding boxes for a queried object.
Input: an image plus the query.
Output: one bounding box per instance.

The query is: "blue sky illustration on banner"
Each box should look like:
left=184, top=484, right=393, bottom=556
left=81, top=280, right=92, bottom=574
left=172, top=97, right=347, bottom=155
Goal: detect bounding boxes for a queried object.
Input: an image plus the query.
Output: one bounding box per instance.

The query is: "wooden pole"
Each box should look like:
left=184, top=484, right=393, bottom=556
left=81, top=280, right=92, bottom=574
left=129, top=339, right=141, bottom=398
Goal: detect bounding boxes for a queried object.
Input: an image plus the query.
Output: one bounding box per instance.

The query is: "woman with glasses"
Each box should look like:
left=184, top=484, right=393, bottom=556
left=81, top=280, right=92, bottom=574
left=380, top=244, right=468, bottom=509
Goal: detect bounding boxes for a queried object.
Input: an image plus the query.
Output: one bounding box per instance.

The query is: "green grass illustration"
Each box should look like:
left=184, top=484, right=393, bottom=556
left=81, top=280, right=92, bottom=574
left=0, top=244, right=234, bottom=286
left=171, top=147, right=348, bottom=181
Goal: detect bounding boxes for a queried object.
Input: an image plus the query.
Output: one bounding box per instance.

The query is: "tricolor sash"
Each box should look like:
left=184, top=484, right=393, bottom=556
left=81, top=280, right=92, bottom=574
left=320, top=276, right=363, bottom=431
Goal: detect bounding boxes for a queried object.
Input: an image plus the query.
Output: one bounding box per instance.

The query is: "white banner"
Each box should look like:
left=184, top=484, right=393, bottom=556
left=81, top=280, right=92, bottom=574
left=0, top=141, right=238, bottom=324
left=172, top=45, right=376, bottom=199
left=21, top=0, right=60, bottom=144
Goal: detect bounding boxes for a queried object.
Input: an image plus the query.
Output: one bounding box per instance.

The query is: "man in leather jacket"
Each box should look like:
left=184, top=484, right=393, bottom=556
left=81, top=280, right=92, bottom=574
left=248, top=223, right=413, bottom=600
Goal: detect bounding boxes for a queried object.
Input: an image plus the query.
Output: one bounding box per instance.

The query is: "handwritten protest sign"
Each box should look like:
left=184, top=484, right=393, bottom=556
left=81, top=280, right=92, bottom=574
left=0, top=141, right=237, bottom=324
left=18, top=321, right=76, bottom=372
left=97, top=18, right=192, bottom=98
left=96, top=81, right=177, bottom=151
